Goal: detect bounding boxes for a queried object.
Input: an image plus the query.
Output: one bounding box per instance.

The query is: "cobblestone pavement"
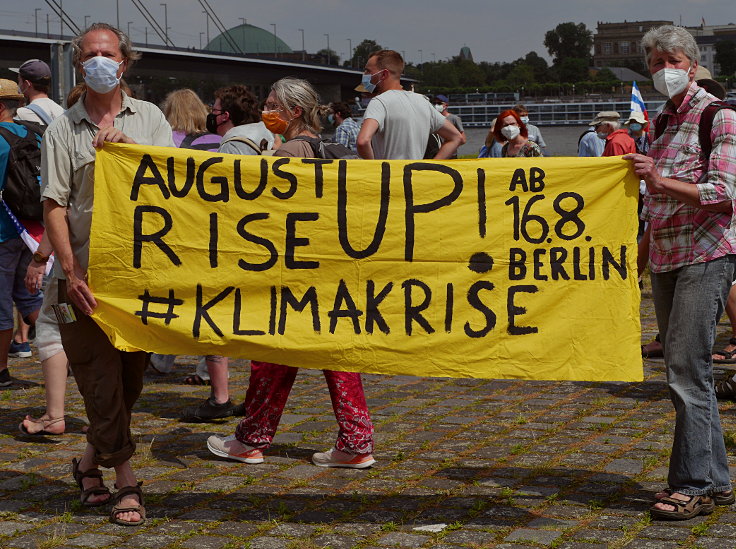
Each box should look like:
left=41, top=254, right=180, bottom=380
left=3, top=282, right=736, bottom=549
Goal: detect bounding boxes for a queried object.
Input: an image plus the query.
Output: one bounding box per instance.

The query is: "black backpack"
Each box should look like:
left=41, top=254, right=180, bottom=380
left=0, top=120, right=44, bottom=220
left=654, top=100, right=736, bottom=160
left=292, top=135, right=359, bottom=159
left=424, top=133, right=441, bottom=159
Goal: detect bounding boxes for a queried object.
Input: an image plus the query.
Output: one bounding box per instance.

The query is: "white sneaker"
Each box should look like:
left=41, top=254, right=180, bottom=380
left=312, top=448, right=375, bottom=469
left=207, top=434, right=264, bottom=463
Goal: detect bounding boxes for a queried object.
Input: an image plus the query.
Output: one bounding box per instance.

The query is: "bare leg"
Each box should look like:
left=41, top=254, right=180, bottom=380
left=713, top=284, right=736, bottom=362
left=207, top=355, right=230, bottom=404
left=20, top=351, right=68, bottom=434
left=113, top=460, right=142, bottom=524
left=13, top=311, right=30, bottom=343
left=76, top=443, right=110, bottom=505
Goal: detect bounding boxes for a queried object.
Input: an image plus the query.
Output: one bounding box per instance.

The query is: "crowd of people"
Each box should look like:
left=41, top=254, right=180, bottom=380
left=1, top=22, right=735, bottom=526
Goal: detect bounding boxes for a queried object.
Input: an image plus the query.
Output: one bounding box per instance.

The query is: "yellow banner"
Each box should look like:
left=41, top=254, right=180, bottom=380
left=90, top=143, right=642, bottom=381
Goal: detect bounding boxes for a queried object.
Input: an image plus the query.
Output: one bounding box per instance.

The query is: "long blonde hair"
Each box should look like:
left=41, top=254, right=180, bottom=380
left=162, top=89, right=208, bottom=134
left=271, top=77, right=330, bottom=134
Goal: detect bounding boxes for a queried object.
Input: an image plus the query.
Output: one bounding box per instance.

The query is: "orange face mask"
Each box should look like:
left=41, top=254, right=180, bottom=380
left=261, top=110, right=289, bottom=135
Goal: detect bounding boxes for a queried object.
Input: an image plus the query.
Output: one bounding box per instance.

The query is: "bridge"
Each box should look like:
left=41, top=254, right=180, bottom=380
left=0, top=29, right=370, bottom=106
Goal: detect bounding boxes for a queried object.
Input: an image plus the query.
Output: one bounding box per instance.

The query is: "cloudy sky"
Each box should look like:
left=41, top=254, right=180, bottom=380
left=2, top=1, right=735, bottom=65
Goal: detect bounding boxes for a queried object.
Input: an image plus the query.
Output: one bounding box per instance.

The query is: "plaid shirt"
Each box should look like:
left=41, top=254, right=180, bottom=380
left=333, top=117, right=360, bottom=153
left=642, top=82, right=736, bottom=273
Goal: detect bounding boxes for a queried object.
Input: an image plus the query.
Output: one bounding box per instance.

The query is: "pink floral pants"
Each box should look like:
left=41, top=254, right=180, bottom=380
left=235, top=361, right=374, bottom=455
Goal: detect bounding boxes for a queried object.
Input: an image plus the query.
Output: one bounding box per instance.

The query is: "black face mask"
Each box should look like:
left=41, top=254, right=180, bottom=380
left=206, top=113, right=220, bottom=134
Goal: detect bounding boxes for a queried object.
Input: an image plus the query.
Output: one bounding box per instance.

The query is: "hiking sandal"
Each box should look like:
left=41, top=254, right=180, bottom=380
left=71, top=458, right=110, bottom=507
left=713, top=338, right=736, bottom=363
left=109, top=482, right=146, bottom=526
left=650, top=494, right=715, bottom=520
left=656, top=487, right=735, bottom=506
left=715, top=378, right=736, bottom=400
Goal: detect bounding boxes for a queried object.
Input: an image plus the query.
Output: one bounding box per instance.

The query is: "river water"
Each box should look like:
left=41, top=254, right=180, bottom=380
left=461, top=125, right=590, bottom=157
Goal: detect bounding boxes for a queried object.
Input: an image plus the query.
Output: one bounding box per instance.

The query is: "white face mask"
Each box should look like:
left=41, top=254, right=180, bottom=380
left=434, top=103, right=445, bottom=113
left=520, top=116, right=530, bottom=124
left=652, top=67, right=690, bottom=99
left=83, top=56, right=123, bottom=94
left=500, top=125, right=520, bottom=140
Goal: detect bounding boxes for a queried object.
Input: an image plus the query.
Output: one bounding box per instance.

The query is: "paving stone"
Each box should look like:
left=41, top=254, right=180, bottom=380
left=248, top=537, right=291, bottom=549
left=118, top=534, right=178, bottom=548
left=0, top=521, right=35, bottom=536
left=67, top=533, right=124, bottom=547
left=180, top=535, right=230, bottom=549
left=312, top=534, right=360, bottom=548
left=376, top=532, right=429, bottom=547
left=504, top=528, right=563, bottom=545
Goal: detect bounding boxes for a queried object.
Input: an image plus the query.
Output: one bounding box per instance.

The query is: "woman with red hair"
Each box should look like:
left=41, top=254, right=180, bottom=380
left=493, top=109, right=542, bottom=157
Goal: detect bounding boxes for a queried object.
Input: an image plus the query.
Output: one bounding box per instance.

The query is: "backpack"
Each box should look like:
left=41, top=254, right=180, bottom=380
left=653, top=100, right=736, bottom=160
left=423, top=133, right=441, bottom=159
left=0, top=120, right=45, bottom=220
left=219, top=135, right=272, bottom=155
left=292, top=135, right=359, bottom=159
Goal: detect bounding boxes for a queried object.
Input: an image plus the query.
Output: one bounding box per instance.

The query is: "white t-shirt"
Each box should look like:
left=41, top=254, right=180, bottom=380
left=15, top=97, right=65, bottom=125
left=219, top=122, right=275, bottom=155
left=363, top=90, right=446, bottom=159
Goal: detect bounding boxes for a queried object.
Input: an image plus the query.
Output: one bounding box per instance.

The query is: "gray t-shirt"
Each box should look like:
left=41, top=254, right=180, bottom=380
left=363, top=90, right=445, bottom=159
left=526, top=123, right=546, bottom=148
left=219, top=122, right=275, bottom=155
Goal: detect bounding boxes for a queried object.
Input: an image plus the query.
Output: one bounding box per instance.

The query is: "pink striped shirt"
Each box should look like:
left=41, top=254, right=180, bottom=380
left=642, top=82, right=736, bottom=273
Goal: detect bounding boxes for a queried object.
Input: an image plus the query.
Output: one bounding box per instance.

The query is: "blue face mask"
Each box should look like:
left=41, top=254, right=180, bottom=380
left=83, top=55, right=123, bottom=94
left=629, top=123, right=643, bottom=132
left=361, top=73, right=376, bottom=94
left=328, top=114, right=335, bottom=124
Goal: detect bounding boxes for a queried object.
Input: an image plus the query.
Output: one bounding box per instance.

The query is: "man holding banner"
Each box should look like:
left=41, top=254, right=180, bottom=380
left=41, top=23, right=173, bottom=526
left=626, top=25, right=736, bottom=520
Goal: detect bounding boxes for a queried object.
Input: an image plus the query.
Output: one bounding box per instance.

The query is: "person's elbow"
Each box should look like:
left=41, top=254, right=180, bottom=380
left=458, top=132, right=467, bottom=146
left=356, top=134, right=372, bottom=150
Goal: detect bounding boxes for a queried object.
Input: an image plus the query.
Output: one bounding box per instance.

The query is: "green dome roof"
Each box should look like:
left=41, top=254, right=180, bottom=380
left=204, top=24, right=293, bottom=55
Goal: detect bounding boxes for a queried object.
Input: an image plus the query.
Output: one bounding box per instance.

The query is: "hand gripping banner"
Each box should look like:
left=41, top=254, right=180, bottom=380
left=90, top=144, right=643, bottom=381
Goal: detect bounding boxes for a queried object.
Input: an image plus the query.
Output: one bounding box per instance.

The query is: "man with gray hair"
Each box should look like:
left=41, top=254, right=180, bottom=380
left=577, top=111, right=617, bottom=157
left=625, top=24, right=736, bottom=520
left=42, top=23, right=173, bottom=526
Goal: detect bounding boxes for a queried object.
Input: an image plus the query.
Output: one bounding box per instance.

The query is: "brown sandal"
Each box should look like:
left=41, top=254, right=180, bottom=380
left=71, top=458, right=110, bottom=507
left=650, top=494, right=715, bottom=520
left=19, top=415, right=65, bottom=436
left=109, top=482, right=146, bottom=526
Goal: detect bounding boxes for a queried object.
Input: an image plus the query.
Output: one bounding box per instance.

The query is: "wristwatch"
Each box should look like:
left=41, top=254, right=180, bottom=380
left=32, top=251, right=50, bottom=264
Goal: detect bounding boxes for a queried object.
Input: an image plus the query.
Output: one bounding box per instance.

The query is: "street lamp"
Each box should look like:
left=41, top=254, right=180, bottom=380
left=160, top=4, right=168, bottom=47
left=127, top=21, right=132, bottom=39
left=239, top=17, right=246, bottom=52
left=270, top=24, right=277, bottom=56
left=298, top=28, right=305, bottom=61
left=203, top=11, right=210, bottom=45
left=199, top=32, right=204, bottom=50
left=34, top=8, right=41, bottom=36
left=324, top=33, right=330, bottom=64
left=418, top=49, right=423, bottom=65
left=84, top=15, right=90, bottom=29
left=347, top=38, right=352, bottom=67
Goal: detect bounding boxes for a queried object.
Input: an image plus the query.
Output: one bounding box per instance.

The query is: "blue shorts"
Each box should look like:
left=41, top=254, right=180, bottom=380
left=0, top=237, right=44, bottom=330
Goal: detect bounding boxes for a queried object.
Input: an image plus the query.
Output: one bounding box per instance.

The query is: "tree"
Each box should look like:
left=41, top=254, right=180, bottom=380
left=521, top=51, right=550, bottom=82
left=351, top=39, right=383, bottom=68
left=315, top=48, right=339, bottom=65
left=715, top=40, right=736, bottom=76
left=553, top=57, right=590, bottom=83
left=544, top=22, right=593, bottom=64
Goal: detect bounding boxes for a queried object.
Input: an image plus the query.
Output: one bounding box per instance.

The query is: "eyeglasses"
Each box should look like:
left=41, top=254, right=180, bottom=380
left=210, top=108, right=225, bottom=115
left=263, top=101, right=282, bottom=111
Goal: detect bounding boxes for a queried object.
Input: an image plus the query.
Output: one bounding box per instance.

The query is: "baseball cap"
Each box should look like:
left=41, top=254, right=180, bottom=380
left=589, top=111, right=620, bottom=126
left=10, top=59, right=51, bottom=83
left=0, top=79, right=24, bottom=100
left=626, top=111, right=647, bottom=125
left=435, top=94, right=449, bottom=103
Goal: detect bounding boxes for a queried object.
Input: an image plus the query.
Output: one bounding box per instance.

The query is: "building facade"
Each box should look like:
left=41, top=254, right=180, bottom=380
left=593, top=20, right=673, bottom=73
